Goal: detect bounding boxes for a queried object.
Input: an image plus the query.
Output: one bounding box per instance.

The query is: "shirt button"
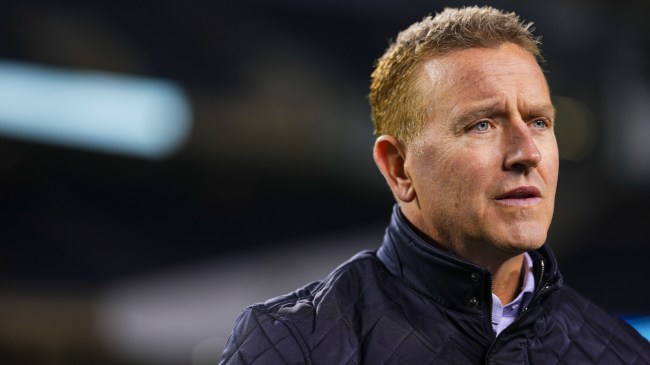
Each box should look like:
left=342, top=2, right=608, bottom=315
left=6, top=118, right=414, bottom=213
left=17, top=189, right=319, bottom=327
left=470, top=272, right=480, bottom=282
left=469, top=297, right=479, bottom=307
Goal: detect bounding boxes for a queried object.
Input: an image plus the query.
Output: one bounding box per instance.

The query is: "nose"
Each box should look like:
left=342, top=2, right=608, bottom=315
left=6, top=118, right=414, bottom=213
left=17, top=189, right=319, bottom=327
left=503, top=123, right=541, bottom=172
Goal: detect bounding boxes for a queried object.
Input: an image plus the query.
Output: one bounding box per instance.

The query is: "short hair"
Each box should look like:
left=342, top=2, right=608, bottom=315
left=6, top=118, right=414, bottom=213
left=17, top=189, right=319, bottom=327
left=369, top=6, right=542, bottom=143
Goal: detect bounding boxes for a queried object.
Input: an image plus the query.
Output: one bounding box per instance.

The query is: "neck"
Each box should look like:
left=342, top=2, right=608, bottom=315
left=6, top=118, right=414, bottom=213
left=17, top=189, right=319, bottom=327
left=452, top=243, right=526, bottom=304
left=489, top=254, right=525, bottom=304
left=398, top=206, right=527, bottom=304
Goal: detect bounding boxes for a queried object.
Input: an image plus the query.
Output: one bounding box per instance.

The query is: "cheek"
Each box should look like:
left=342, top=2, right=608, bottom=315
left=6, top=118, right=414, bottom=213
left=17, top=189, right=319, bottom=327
left=412, top=140, right=501, bottom=202
left=445, top=147, right=497, bottom=182
left=438, top=148, right=497, bottom=201
left=540, top=141, right=560, bottom=187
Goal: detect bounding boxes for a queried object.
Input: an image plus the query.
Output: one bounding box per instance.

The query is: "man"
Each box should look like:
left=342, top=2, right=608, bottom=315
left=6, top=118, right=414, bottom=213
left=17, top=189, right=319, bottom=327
left=220, top=6, right=650, bottom=364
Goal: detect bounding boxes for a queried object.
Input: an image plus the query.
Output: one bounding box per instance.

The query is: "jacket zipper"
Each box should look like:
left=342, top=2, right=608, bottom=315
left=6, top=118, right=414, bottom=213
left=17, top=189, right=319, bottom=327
left=484, top=259, right=550, bottom=364
left=522, top=258, right=548, bottom=314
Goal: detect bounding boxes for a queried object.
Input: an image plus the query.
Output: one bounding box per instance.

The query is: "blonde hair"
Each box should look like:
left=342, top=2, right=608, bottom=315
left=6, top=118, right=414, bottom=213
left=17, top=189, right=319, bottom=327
left=369, top=6, right=542, bottom=143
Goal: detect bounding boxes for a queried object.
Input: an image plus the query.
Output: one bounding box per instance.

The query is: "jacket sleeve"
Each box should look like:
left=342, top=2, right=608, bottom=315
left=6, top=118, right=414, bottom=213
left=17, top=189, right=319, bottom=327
left=219, top=307, right=308, bottom=365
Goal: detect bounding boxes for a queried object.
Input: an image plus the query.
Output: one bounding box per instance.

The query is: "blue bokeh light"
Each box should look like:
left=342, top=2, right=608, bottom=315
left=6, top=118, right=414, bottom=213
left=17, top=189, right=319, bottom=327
left=624, top=316, right=650, bottom=341
left=0, top=60, right=192, bottom=158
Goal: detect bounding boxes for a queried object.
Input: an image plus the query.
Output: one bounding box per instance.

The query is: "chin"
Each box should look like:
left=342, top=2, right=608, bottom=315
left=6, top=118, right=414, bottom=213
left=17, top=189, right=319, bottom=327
left=497, top=232, right=547, bottom=253
left=497, top=218, right=549, bottom=248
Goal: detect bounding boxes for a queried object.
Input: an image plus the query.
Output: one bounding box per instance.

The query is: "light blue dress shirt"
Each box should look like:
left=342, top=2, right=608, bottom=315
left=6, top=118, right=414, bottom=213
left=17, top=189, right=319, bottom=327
left=491, top=252, right=536, bottom=335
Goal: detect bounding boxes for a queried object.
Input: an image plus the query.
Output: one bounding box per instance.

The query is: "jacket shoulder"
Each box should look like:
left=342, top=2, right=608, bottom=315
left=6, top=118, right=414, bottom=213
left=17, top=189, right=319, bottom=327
left=219, top=305, right=308, bottom=365
left=219, top=249, right=380, bottom=365
left=255, top=249, right=381, bottom=322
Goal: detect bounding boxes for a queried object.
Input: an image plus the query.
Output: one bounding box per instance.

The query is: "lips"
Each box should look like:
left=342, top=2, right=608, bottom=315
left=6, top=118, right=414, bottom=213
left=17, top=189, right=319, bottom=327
left=497, top=186, right=541, bottom=200
left=495, top=186, right=541, bottom=206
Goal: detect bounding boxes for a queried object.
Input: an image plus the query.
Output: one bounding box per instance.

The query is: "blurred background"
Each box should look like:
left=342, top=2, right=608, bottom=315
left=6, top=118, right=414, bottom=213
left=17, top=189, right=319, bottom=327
left=1, top=0, right=649, bottom=364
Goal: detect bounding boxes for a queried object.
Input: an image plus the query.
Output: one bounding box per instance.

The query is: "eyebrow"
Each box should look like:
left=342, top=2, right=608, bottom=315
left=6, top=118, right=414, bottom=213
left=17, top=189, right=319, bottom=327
left=450, top=100, right=556, bottom=126
left=527, top=105, right=556, bottom=120
left=457, top=104, right=503, bottom=122
left=447, top=101, right=505, bottom=129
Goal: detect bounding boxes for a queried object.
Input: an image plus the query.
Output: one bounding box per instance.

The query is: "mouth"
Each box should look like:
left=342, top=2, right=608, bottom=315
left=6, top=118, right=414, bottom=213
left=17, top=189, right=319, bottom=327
left=495, top=186, right=542, bottom=206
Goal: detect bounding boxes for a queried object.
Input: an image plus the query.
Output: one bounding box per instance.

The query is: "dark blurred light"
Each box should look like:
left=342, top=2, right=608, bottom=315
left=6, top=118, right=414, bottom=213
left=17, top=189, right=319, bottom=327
left=553, top=96, right=596, bottom=161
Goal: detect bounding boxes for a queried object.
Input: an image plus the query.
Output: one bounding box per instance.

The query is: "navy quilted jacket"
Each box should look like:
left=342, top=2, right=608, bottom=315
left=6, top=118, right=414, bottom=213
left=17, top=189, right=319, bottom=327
left=220, top=206, right=650, bottom=364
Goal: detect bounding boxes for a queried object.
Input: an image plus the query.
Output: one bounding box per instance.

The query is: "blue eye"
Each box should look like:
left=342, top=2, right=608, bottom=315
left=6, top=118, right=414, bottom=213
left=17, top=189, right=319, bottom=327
left=532, top=119, right=547, bottom=128
left=475, top=121, right=490, bottom=131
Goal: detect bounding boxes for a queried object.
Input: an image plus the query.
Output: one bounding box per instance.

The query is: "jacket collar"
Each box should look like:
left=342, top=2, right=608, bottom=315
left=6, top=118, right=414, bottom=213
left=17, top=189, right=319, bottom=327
left=377, top=205, right=562, bottom=316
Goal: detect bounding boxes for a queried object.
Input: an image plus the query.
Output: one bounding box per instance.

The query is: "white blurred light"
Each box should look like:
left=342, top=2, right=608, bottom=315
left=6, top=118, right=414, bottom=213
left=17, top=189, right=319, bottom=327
left=0, top=60, right=191, bottom=158
left=94, top=228, right=381, bottom=365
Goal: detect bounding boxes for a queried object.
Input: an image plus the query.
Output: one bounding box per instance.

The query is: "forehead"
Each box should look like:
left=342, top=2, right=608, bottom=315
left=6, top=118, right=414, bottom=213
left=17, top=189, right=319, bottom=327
left=416, top=43, right=551, bottom=118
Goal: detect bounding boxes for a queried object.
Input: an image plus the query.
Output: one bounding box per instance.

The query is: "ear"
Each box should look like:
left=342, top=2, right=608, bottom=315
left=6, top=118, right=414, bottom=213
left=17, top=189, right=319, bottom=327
left=373, top=135, right=416, bottom=202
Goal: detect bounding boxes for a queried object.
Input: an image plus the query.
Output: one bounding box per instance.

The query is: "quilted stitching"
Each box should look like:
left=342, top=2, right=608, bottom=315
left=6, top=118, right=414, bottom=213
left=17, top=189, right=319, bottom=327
left=220, top=251, right=650, bottom=365
left=221, top=307, right=306, bottom=365
left=504, top=287, right=650, bottom=365
left=220, top=209, right=650, bottom=365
